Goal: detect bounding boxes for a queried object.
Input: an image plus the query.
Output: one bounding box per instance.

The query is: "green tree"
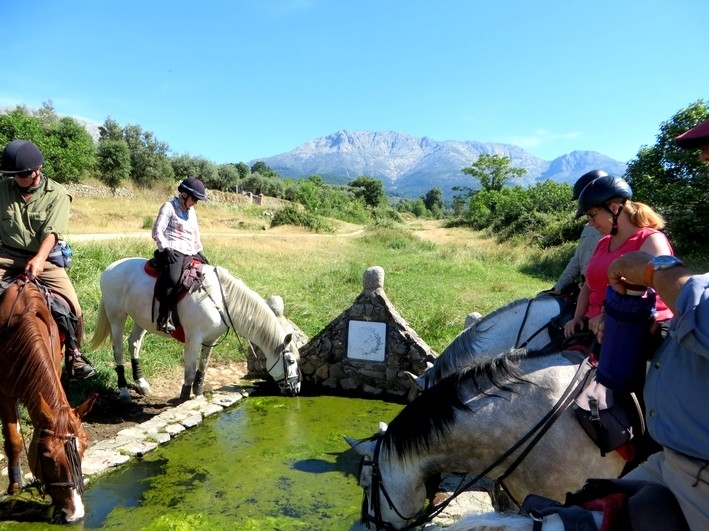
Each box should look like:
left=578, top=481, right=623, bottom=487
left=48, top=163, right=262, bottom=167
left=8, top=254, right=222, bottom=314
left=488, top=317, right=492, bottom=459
left=348, top=176, right=385, bottom=207
left=625, top=100, right=709, bottom=256
left=44, top=116, right=96, bottom=182
left=123, top=124, right=174, bottom=187
left=422, top=187, right=444, bottom=216
left=250, top=161, right=279, bottom=179
left=461, top=154, right=526, bottom=192
left=99, top=117, right=124, bottom=141
left=97, top=139, right=132, bottom=189
left=234, top=162, right=250, bottom=180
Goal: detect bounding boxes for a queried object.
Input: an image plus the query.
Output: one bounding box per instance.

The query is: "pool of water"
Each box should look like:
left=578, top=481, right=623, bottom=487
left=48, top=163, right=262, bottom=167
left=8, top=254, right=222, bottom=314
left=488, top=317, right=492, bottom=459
left=17, top=395, right=401, bottom=530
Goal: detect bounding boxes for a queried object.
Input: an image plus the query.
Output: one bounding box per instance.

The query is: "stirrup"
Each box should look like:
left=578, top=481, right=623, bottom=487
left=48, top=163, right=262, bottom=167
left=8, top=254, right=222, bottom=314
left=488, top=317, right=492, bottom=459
left=67, top=352, right=96, bottom=380
left=157, top=318, right=176, bottom=334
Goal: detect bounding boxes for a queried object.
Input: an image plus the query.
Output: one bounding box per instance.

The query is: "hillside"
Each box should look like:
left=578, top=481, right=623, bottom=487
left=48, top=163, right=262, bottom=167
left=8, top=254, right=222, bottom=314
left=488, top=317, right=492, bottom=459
left=253, top=130, right=628, bottom=199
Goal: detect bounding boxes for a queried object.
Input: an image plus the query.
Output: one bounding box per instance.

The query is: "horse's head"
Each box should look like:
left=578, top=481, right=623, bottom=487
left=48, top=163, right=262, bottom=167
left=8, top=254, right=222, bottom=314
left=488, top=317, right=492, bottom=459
left=29, top=393, right=98, bottom=523
left=266, top=332, right=302, bottom=396
left=345, top=423, right=426, bottom=531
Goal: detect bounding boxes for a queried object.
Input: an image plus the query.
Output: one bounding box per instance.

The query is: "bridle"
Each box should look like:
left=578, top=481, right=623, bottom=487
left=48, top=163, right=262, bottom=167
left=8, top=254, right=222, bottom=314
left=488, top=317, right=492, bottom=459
left=265, top=343, right=301, bottom=396
left=38, top=429, right=85, bottom=496
left=213, top=268, right=301, bottom=395
left=358, top=436, right=425, bottom=531
left=359, top=355, right=594, bottom=530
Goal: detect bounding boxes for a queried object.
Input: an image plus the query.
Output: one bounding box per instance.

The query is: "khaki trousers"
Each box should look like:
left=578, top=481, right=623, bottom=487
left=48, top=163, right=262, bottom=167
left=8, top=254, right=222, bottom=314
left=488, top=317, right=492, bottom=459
left=0, top=254, right=83, bottom=318
left=624, top=448, right=709, bottom=531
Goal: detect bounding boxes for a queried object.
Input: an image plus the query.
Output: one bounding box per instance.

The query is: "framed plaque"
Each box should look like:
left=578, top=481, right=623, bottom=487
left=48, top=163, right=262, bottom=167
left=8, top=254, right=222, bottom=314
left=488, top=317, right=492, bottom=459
left=347, top=321, right=386, bottom=362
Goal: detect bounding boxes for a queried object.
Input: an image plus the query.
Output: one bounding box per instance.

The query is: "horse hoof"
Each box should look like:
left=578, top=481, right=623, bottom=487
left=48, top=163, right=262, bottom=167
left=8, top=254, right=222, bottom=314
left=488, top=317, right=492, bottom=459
left=118, top=388, right=133, bottom=404
left=136, top=378, right=152, bottom=396
left=179, top=384, right=191, bottom=402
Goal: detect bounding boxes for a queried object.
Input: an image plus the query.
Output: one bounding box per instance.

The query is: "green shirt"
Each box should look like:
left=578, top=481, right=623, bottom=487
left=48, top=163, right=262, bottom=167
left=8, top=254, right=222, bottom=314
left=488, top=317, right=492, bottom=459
left=0, top=175, right=71, bottom=253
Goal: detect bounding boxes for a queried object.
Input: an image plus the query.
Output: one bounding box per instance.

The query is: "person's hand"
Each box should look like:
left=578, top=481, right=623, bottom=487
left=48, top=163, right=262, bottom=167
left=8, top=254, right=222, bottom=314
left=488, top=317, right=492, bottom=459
left=588, top=313, right=604, bottom=344
left=24, top=256, right=45, bottom=280
left=608, top=251, right=654, bottom=294
left=564, top=316, right=584, bottom=338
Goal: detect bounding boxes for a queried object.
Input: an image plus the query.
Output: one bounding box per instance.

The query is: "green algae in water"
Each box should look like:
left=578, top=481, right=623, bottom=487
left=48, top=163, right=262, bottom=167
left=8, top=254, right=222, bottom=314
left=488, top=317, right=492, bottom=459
left=77, top=395, right=403, bottom=531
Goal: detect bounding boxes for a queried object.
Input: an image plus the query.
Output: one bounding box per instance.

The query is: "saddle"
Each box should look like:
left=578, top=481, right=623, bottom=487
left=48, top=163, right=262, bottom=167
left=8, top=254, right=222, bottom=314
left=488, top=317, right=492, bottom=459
left=521, top=478, right=690, bottom=531
left=572, top=359, right=646, bottom=459
left=144, top=257, right=206, bottom=296
left=0, top=276, right=77, bottom=358
left=145, top=258, right=206, bottom=335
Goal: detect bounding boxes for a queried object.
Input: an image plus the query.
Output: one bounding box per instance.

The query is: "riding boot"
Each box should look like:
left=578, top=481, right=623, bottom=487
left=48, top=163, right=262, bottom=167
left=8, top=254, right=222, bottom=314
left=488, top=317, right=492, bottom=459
left=157, top=310, right=176, bottom=334
left=157, top=294, right=176, bottom=333
left=66, top=348, right=96, bottom=380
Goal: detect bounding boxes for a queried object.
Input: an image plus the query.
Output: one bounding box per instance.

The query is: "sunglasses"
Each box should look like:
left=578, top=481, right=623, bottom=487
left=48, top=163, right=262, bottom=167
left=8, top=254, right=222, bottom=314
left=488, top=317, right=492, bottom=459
left=14, top=170, right=34, bottom=179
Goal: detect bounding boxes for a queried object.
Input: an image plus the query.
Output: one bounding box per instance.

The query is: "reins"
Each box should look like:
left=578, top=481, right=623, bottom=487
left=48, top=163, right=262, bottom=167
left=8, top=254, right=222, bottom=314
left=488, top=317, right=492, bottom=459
left=514, top=295, right=560, bottom=350
left=364, top=356, right=596, bottom=530
left=212, top=268, right=296, bottom=393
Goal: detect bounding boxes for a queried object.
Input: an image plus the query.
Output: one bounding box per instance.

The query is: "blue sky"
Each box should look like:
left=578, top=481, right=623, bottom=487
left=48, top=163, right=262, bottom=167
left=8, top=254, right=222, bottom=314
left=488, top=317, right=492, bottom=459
left=1, top=0, right=707, bottom=166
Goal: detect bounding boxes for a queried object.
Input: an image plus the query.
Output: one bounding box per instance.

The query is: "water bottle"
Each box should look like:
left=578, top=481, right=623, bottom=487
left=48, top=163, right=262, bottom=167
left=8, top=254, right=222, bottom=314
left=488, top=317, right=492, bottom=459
left=596, top=284, right=656, bottom=392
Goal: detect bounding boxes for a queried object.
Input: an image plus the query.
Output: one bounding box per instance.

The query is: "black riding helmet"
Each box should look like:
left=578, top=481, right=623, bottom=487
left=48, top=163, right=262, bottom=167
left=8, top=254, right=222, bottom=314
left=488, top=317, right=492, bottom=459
left=178, top=177, right=208, bottom=201
left=575, top=176, right=632, bottom=218
left=572, top=169, right=608, bottom=200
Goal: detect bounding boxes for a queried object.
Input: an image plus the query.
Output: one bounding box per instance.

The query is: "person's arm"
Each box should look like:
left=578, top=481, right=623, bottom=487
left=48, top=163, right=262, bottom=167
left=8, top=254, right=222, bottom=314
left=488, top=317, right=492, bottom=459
left=152, top=202, right=172, bottom=251
left=24, top=233, right=58, bottom=279
left=564, top=281, right=590, bottom=337
left=553, top=249, right=581, bottom=292
left=638, top=231, right=673, bottom=258
left=607, top=251, right=691, bottom=314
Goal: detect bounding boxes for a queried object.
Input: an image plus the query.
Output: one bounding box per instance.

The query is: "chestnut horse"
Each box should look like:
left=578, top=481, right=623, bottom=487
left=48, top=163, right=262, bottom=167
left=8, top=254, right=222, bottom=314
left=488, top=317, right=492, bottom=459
left=0, top=278, right=97, bottom=523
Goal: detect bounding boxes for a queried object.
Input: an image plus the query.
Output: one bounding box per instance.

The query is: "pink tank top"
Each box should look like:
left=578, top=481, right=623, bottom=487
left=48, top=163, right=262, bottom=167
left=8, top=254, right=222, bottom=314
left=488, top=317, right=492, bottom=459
left=584, top=227, right=673, bottom=320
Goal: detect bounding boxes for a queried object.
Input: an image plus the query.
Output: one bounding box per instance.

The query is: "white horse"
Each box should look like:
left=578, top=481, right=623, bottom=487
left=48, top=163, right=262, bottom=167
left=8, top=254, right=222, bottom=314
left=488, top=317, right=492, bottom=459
left=443, top=510, right=602, bottom=531
left=408, top=294, right=571, bottom=398
left=90, top=257, right=301, bottom=403
left=347, top=349, right=625, bottom=530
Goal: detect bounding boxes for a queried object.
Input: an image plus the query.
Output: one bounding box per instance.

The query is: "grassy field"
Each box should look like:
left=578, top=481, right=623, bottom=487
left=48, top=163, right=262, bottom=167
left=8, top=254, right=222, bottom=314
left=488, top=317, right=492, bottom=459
left=65, top=184, right=564, bottom=398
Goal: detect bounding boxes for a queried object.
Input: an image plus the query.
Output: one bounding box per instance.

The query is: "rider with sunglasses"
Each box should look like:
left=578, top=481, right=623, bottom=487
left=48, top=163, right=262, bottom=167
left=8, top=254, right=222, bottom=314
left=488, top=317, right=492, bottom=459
left=0, top=139, right=95, bottom=379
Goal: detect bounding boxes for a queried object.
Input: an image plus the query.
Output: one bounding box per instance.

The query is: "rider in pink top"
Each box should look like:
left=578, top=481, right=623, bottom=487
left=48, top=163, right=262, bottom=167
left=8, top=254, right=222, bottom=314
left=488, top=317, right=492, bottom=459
left=564, top=176, right=674, bottom=341
left=585, top=227, right=674, bottom=321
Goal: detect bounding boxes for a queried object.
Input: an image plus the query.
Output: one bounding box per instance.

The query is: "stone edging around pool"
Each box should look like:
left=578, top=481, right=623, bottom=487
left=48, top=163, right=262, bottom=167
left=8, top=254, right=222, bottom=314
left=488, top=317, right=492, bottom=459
left=82, top=383, right=251, bottom=483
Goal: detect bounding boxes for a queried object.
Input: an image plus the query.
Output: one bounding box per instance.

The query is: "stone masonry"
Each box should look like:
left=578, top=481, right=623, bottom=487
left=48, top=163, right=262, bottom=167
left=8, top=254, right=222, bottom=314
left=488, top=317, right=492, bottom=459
left=299, top=266, right=437, bottom=399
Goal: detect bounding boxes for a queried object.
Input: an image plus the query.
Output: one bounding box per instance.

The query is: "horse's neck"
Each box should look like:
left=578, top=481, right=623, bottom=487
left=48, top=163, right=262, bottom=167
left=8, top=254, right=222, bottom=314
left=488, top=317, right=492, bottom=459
left=209, top=268, right=283, bottom=353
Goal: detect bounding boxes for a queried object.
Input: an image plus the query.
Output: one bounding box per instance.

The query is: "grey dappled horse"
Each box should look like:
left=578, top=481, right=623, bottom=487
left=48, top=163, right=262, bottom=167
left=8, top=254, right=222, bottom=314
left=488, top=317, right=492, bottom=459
left=347, top=348, right=624, bottom=530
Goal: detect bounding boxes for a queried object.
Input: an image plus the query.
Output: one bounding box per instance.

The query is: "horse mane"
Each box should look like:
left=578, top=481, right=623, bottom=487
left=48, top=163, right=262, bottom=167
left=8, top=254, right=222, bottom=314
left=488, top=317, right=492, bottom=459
left=211, top=266, right=284, bottom=351
left=0, top=284, right=63, bottom=408
left=385, top=348, right=535, bottom=460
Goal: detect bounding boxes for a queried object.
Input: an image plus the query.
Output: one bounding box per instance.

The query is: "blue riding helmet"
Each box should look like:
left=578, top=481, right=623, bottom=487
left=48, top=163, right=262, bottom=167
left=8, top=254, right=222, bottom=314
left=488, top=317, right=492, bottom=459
left=0, top=140, right=44, bottom=174
left=178, top=177, right=208, bottom=201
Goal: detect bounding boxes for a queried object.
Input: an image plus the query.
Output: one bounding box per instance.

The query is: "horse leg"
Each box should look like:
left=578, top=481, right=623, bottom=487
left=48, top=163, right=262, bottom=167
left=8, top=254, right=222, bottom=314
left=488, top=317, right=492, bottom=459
left=192, top=345, right=214, bottom=397
left=127, top=326, right=151, bottom=397
left=0, top=401, right=23, bottom=493
left=180, top=339, right=202, bottom=402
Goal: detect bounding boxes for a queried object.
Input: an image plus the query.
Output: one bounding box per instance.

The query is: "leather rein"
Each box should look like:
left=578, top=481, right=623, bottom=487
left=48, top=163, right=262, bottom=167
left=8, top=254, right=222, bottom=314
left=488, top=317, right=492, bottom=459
left=360, top=355, right=595, bottom=530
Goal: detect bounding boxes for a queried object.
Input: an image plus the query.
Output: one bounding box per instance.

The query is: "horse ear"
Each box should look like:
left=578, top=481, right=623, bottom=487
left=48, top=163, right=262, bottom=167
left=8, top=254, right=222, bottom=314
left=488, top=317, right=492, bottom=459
left=284, top=332, right=293, bottom=345
left=377, top=422, right=388, bottom=434
left=38, top=393, right=55, bottom=425
left=343, top=436, right=376, bottom=456
left=74, top=392, right=99, bottom=420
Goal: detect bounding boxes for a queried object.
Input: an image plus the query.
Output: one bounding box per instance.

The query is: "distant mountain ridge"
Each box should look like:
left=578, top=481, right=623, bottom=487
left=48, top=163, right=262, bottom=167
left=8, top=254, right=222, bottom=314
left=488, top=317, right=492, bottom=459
left=254, top=130, right=628, bottom=200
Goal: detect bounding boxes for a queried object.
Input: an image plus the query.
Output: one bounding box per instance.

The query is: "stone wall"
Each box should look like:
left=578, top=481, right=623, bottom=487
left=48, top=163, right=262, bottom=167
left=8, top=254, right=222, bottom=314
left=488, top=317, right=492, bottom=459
left=298, top=266, right=437, bottom=400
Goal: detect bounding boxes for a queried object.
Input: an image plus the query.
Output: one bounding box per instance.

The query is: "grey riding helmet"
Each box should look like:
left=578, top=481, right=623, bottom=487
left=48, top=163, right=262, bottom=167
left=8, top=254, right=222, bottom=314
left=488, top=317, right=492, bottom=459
left=178, top=177, right=208, bottom=201
left=572, top=169, right=609, bottom=200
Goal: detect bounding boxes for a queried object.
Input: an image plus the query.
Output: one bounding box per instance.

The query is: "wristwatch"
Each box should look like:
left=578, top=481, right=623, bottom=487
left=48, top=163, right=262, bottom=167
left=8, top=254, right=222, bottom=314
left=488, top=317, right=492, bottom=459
left=643, top=255, right=684, bottom=288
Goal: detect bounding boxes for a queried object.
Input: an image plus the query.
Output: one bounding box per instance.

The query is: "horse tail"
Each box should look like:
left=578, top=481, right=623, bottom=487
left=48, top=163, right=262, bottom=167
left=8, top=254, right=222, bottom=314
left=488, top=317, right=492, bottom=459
left=89, top=298, right=111, bottom=349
